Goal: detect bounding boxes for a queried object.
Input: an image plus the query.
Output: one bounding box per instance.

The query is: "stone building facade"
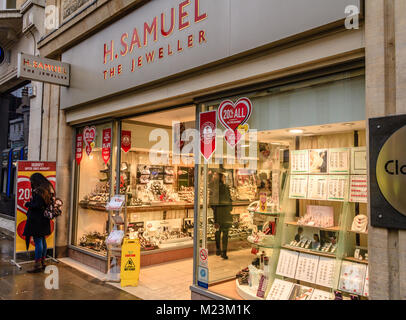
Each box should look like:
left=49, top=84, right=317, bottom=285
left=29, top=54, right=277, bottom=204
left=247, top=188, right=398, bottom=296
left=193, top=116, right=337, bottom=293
left=14, top=0, right=406, bottom=300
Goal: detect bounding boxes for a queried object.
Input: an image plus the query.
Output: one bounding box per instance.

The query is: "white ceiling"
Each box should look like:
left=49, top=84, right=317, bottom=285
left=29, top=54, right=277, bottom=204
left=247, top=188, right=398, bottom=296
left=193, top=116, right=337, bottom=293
left=127, top=106, right=196, bottom=126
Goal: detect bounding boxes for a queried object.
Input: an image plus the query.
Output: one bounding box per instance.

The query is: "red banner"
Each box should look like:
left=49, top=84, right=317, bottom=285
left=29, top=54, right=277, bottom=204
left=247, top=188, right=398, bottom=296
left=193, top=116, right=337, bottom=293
left=121, top=130, right=131, bottom=153
left=75, top=133, right=83, bottom=165
left=200, top=111, right=216, bottom=161
left=83, top=126, right=96, bottom=156
left=102, top=128, right=112, bottom=164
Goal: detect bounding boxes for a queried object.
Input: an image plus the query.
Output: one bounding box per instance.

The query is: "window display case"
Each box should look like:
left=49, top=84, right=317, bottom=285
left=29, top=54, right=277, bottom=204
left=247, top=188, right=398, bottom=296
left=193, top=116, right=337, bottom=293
left=194, top=73, right=368, bottom=300
left=71, top=122, right=115, bottom=256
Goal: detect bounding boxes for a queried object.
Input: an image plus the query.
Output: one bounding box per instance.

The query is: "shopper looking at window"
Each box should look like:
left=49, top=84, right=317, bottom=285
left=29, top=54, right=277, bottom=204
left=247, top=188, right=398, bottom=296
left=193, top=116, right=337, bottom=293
left=23, top=173, right=54, bottom=273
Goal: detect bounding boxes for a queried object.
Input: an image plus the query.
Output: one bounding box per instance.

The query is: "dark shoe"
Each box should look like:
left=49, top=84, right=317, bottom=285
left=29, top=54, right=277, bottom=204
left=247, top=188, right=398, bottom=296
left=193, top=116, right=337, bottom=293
left=221, top=252, right=228, bottom=260
left=216, top=250, right=221, bottom=256
left=41, top=258, right=47, bottom=270
left=27, top=262, right=42, bottom=273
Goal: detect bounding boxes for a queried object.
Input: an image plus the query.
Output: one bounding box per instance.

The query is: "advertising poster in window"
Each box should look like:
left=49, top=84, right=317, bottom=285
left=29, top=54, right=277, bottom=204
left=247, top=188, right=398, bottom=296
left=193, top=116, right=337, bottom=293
left=307, top=175, right=328, bottom=200
left=328, top=148, right=350, bottom=174
left=289, top=175, right=308, bottom=199
left=15, top=161, right=56, bottom=253
left=327, top=175, right=349, bottom=201
left=349, top=175, right=368, bottom=203
left=309, top=149, right=328, bottom=174
left=290, top=150, right=309, bottom=174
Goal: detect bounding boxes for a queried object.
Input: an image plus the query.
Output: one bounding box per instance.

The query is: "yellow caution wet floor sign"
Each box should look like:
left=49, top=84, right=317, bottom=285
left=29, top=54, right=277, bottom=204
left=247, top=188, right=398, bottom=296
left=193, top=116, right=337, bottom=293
left=120, top=238, right=140, bottom=287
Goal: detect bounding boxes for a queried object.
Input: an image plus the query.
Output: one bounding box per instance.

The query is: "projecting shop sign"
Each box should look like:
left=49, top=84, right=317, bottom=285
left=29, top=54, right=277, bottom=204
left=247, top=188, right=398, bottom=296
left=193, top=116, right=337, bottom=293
left=17, top=53, right=70, bottom=87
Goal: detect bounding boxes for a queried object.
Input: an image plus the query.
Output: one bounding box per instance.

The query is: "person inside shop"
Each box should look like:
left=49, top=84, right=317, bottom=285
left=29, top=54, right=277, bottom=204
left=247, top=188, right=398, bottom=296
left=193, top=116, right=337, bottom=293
left=23, top=173, right=54, bottom=273
left=295, top=227, right=304, bottom=242
left=210, top=172, right=233, bottom=260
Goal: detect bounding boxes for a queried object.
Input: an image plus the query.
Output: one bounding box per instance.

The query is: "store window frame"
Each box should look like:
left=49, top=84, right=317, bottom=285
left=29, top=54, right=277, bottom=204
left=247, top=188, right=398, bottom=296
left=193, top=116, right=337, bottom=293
left=191, top=67, right=366, bottom=298
left=68, top=119, right=118, bottom=259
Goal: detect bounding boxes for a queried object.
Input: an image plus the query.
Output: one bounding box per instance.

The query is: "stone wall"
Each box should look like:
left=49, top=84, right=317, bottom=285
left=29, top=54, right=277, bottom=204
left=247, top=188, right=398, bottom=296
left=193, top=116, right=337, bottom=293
left=366, top=0, right=406, bottom=300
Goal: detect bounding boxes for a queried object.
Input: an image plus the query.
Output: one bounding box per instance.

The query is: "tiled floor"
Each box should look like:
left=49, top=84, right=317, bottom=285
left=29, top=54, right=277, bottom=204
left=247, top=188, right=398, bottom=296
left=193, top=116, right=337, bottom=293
left=61, top=247, right=255, bottom=300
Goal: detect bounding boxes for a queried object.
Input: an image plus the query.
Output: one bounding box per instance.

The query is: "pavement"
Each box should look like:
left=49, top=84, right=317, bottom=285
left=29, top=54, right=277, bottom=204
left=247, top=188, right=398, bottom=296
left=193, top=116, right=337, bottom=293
left=0, top=215, right=14, bottom=238
left=0, top=231, right=140, bottom=300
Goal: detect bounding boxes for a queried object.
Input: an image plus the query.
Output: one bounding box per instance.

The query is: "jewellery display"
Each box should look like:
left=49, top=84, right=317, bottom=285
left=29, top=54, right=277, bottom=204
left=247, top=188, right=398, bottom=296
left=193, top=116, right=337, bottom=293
left=363, top=266, right=369, bottom=297
left=297, top=205, right=334, bottom=228
left=289, top=148, right=369, bottom=203
left=288, top=284, right=314, bottom=300
left=307, top=175, right=328, bottom=200
left=327, top=175, right=349, bottom=201
left=328, top=148, right=350, bottom=174
left=236, top=267, right=250, bottom=285
left=276, top=249, right=299, bottom=279
left=315, top=257, right=336, bottom=288
left=289, top=175, right=308, bottom=199
left=79, top=231, right=108, bottom=253
left=266, top=279, right=294, bottom=300
left=338, top=261, right=367, bottom=295
left=351, top=214, right=368, bottom=233
left=295, top=252, right=319, bottom=283
left=310, top=289, right=333, bottom=300
left=290, top=150, right=309, bottom=174
left=349, top=175, right=368, bottom=203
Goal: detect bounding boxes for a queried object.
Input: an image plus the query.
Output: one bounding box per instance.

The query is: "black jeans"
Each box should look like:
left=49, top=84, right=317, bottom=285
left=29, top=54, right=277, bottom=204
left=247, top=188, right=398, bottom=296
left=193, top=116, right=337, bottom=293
left=215, top=226, right=230, bottom=254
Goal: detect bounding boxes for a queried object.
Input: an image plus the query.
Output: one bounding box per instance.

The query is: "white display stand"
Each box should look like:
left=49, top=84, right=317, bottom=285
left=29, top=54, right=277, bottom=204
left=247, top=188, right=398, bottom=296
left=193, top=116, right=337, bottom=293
left=235, top=279, right=264, bottom=300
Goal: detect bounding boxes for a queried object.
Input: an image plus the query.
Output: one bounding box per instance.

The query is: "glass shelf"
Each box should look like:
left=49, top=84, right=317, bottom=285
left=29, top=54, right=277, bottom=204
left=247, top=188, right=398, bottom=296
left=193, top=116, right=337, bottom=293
left=247, top=238, right=277, bottom=248
left=249, top=211, right=282, bottom=216
left=346, top=229, right=368, bottom=235
left=281, top=245, right=337, bottom=258
left=284, top=221, right=340, bottom=232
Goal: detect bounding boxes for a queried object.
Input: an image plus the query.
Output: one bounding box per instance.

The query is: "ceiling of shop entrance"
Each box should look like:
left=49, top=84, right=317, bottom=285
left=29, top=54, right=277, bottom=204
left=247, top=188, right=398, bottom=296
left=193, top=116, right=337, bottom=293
left=125, top=106, right=195, bottom=127
left=254, top=120, right=366, bottom=144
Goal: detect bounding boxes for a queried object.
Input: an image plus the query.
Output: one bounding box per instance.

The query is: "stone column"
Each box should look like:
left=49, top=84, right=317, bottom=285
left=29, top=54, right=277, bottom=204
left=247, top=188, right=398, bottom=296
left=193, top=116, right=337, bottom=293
left=366, top=0, right=406, bottom=300
left=40, top=82, right=72, bottom=257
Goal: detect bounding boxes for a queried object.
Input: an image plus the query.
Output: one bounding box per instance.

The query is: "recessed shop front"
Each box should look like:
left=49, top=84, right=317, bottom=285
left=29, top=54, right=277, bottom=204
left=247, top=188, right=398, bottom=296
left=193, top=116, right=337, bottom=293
left=69, top=105, right=199, bottom=276
left=192, top=71, right=369, bottom=300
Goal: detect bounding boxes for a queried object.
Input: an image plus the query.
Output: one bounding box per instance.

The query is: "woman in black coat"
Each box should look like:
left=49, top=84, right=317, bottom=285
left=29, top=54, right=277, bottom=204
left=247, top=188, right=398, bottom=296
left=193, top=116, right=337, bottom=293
left=23, top=173, right=53, bottom=273
left=211, top=173, right=233, bottom=260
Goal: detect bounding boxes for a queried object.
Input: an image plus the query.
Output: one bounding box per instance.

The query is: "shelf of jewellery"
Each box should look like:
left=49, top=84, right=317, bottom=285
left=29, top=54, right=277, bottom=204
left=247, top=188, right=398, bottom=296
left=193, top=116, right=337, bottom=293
left=270, top=177, right=369, bottom=299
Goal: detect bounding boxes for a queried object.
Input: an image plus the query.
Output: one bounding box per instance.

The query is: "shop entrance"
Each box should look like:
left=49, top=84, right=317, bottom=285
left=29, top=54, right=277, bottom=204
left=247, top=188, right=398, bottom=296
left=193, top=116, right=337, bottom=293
left=69, top=105, right=197, bottom=299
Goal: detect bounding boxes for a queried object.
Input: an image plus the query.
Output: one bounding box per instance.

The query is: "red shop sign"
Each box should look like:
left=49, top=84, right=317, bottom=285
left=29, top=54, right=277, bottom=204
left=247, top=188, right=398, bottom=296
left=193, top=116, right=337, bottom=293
left=102, top=128, right=112, bottom=164
left=75, top=133, right=83, bottom=165
left=121, top=130, right=131, bottom=153
left=200, top=110, right=216, bottom=161
left=218, top=97, right=252, bottom=147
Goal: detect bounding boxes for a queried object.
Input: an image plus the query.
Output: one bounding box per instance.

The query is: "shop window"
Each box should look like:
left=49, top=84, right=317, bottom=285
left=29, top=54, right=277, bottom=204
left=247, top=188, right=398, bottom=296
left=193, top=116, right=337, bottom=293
left=71, top=122, right=115, bottom=256
left=119, top=106, right=196, bottom=252
left=195, top=74, right=369, bottom=300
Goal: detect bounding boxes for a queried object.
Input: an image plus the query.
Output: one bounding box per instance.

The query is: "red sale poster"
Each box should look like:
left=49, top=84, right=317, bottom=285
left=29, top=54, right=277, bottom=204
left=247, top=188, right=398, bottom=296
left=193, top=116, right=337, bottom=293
left=102, top=128, right=112, bottom=164
left=75, top=133, right=83, bottom=165
left=15, top=161, right=56, bottom=253
left=200, top=110, right=216, bottom=161
left=218, top=97, right=252, bottom=147
left=121, top=130, right=131, bottom=153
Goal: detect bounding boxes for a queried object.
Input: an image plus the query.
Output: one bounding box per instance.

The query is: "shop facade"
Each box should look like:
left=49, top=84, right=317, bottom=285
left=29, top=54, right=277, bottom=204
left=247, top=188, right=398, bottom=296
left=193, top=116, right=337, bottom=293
left=35, top=0, right=406, bottom=300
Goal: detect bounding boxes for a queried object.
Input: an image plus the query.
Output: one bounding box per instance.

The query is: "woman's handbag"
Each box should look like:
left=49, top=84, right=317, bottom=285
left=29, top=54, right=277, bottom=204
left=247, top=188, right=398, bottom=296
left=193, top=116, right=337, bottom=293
left=44, top=195, right=63, bottom=219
